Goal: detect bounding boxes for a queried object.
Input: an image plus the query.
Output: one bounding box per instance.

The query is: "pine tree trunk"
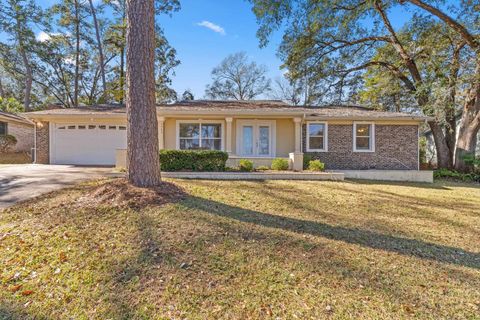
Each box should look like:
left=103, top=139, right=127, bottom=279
left=88, top=0, right=107, bottom=99
left=125, top=0, right=161, bottom=187
left=15, top=20, right=32, bottom=111
left=74, top=0, right=80, bottom=108
left=0, top=77, right=4, bottom=97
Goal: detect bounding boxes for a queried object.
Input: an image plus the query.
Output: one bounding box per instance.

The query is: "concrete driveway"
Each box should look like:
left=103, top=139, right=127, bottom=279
left=0, top=164, right=117, bottom=209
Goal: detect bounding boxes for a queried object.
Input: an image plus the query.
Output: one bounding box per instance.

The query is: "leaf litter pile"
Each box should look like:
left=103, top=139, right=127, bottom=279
left=76, top=178, right=186, bottom=209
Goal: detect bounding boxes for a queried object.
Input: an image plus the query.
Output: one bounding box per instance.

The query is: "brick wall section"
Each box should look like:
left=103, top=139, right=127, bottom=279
left=36, top=122, right=50, bottom=164
left=303, top=124, right=419, bottom=170
left=8, top=122, right=34, bottom=152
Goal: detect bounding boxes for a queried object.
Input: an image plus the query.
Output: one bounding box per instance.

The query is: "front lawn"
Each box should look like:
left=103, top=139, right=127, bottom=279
left=0, top=179, right=479, bottom=319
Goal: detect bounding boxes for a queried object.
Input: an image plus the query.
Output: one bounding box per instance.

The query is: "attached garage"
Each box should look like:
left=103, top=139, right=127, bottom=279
left=50, top=123, right=127, bottom=165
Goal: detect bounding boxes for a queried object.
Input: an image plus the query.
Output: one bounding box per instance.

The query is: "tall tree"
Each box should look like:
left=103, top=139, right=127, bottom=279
left=205, top=52, right=271, bottom=100
left=270, top=75, right=303, bottom=105
left=0, top=0, right=43, bottom=111
left=250, top=0, right=479, bottom=171
left=87, top=0, right=107, bottom=99
left=125, top=0, right=161, bottom=186
left=400, top=0, right=480, bottom=172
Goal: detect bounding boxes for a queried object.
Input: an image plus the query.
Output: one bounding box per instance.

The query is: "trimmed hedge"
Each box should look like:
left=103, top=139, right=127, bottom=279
left=308, top=160, right=325, bottom=171
left=159, top=150, right=228, bottom=172
left=271, top=158, right=289, bottom=171
left=238, top=159, right=254, bottom=172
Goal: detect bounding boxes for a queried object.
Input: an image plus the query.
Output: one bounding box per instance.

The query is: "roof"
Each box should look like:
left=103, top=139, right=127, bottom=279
left=24, top=100, right=429, bottom=121
left=0, top=110, right=34, bottom=125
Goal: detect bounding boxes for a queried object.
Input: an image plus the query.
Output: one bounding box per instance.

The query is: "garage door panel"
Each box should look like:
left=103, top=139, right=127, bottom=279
left=53, top=124, right=127, bottom=165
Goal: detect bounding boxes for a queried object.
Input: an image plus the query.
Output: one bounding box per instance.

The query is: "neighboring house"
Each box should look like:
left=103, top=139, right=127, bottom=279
left=25, top=100, right=427, bottom=170
left=0, top=110, right=34, bottom=153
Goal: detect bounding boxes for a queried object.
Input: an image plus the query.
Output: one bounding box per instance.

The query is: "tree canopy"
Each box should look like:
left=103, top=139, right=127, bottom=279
left=205, top=52, right=271, bottom=100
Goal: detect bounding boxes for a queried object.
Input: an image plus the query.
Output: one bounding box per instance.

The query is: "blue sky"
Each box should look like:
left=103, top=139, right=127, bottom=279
left=157, top=0, right=285, bottom=98
left=4, top=0, right=457, bottom=99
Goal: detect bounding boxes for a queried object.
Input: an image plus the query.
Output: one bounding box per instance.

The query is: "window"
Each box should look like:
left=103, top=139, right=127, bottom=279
left=88, top=125, right=96, bottom=129
left=0, top=122, right=6, bottom=135
left=78, top=125, right=86, bottom=129
left=119, top=126, right=126, bottom=130
left=353, top=122, right=375, bottom=152
left=109, top=126, right=116, bottom=130
left=178, top=122, right=222, bottom=151
left=99, top=125, right=106, bottom=130
left=67, top=125, right=76, bottom=130
left=306, top=122, right=327, bottom=152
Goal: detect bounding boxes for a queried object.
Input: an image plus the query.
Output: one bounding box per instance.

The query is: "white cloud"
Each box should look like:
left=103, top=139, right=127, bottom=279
left=36, top=31, right=51, bottom=42
left=197, top=21, right=226, bottom=36
left=36, top=31, right=68, bottom=42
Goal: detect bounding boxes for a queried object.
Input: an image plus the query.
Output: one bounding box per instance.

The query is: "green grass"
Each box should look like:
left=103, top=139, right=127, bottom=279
left=1, top=179, right=479, bottom=319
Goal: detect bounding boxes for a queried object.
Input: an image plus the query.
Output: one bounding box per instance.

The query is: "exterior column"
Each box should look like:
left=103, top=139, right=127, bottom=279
left=293, top=117, right=302, bottom=153
left=225, top=117, right=233, bottom=154
left=158, top=116, right=165, bottom=150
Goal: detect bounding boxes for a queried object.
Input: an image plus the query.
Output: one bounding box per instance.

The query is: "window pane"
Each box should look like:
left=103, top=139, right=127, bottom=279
left=201, top=139, right=221, bottom=150
left=356, top=137, right=370, bottom=150
left=179, top=124, right=199, bottom=138
left=0, top=122, right=7, bottom=135
left=242, top=126, right=254, bottom=155
left=180, top=139, right=200, bottom=150
left=309, top=123, right=324, bottom=136
left=356, top=124, right=370, bottom=137
left=258, top=126, right=270, bottom=155
left=201, top=124, right=221, bottom=138
left=309, top=137, right=324, bottom=150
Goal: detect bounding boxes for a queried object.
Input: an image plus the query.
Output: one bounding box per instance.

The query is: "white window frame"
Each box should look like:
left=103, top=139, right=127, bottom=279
left=306, top=121, right=328, bottom=152
left=353, top=122, right=375, bottom=152
left=175, top=120, right=225, bottom=151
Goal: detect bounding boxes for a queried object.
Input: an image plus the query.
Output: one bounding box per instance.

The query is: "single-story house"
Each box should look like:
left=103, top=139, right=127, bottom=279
left=25, top=100, right=428, bottom=173
left=0, top=110, right=34, bottom=153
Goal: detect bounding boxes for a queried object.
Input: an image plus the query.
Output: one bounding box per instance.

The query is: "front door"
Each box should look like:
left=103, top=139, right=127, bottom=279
left=238, top=121, right=274, bottom=157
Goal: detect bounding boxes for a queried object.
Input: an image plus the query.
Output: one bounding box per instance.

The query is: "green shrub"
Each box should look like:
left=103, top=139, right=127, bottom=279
left=159, top=150, right=228, bottom=172
left=238, top=159, right=254, bottom=172
left=463, top=154, right=480, bottom=167
left=308, top=160, right=325, bottom=171
left=256, top=165, right=270, bottom=171
left=303, top=154, right=313, bottom=170
left=434, top=168, right=480, bottom=182
left=0, top=134, right=17, bottom=153
left=271, top=158, right=289, bottom=171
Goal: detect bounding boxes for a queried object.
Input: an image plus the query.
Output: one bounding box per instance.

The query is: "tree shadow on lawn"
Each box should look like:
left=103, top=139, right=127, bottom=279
left=181, top=195, right=480, bottom=270
left=346, top=178, right=480, bottom=190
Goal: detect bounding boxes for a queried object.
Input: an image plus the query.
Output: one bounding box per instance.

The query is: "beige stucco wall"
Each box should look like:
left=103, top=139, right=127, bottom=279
left=162, top=117, right=296, bottom=157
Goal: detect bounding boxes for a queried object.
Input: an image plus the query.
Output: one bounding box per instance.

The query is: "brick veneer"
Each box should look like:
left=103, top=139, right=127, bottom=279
left=35, top=122, right=49, bottom=164
left=7, top=122, right=34, bottom=152
left=303, top=124, right=419, bottom=170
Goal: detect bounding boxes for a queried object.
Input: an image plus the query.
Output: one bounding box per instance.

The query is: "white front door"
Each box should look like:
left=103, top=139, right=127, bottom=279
left=238, top=121, right=275, bottom=157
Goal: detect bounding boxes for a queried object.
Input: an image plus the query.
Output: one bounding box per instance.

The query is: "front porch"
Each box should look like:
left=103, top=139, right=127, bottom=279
left=157, top=116, right=305, bottom=171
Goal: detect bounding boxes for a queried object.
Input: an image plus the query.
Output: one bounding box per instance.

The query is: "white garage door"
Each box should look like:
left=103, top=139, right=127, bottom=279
left=52, top=123, right=127, bottom=165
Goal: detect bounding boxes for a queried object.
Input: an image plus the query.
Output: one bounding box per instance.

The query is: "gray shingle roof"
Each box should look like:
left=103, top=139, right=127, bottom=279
left=24, top=100, right=429, bottom=121
left=0, top=110, right=34, bottom=125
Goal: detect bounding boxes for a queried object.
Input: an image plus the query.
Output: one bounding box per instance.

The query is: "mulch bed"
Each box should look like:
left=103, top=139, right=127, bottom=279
left=77, top=178, right=186, bottom=209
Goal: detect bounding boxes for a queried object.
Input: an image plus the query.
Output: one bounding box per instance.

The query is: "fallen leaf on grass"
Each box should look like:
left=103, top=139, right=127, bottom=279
left=9, top=285, right=22, bottom=292
left=21, top=290, right=34, bottom=296
left=59, top=252, right=68, bottom=263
